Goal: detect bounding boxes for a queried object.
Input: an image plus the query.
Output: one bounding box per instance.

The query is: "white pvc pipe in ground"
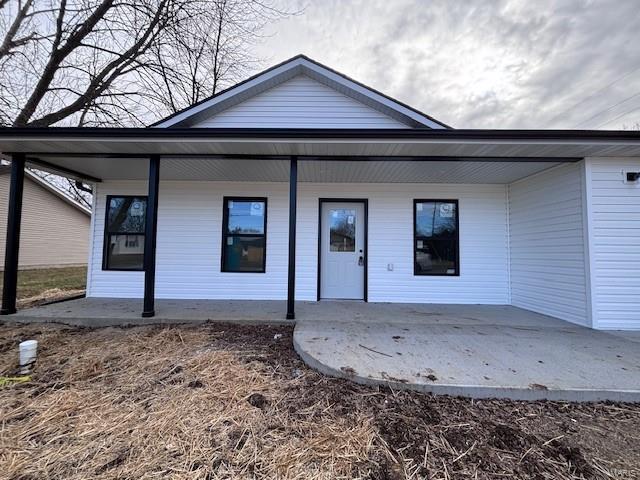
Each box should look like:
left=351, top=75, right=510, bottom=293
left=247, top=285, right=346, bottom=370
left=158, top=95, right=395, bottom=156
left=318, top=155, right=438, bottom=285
left=19, top=340, right=38, bottom=374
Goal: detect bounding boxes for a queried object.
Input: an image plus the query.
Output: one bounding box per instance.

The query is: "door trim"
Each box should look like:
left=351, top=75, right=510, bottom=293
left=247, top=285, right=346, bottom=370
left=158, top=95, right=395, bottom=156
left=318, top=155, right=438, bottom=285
left=317, top=198, right=368, bottom=302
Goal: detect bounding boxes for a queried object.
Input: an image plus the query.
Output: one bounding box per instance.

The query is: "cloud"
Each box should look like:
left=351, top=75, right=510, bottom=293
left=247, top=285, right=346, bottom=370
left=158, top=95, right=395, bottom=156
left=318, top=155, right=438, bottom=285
left=257, top=0, right=640, bottom=129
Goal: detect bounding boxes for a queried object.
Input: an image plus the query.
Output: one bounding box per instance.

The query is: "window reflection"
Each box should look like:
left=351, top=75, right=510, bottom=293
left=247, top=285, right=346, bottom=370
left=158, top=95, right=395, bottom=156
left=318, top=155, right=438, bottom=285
left=330, top=209, right=356, bottom=252
left=415, top=201, right=458, bottom=275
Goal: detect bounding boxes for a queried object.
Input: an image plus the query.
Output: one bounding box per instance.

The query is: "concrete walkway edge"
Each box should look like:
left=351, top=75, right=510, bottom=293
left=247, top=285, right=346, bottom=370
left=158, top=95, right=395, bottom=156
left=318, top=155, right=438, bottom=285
left=293, top=327, right=640, bottom=403
left=10, top=313, right=293, bottom=328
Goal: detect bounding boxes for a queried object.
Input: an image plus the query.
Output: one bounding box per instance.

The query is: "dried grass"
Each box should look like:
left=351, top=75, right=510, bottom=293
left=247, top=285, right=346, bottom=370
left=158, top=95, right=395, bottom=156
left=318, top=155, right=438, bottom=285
left=1, top=322, right=639, bottom=480
left=0, top=324, right=383, bottom=479
left=16, top=288, right=85, bottom=309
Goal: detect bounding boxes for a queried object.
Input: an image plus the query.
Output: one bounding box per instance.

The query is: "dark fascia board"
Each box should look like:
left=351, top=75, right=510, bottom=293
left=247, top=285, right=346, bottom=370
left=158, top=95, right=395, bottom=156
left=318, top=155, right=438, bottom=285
left=148, top=54, right=452, bottom=129
left=2, top=127, right=640, bottom=141
left=17, top=153, right=580, bottom=162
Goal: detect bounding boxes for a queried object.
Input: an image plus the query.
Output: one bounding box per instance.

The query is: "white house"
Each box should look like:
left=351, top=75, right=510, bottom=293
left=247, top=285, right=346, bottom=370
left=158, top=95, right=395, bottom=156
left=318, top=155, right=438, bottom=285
left=0, top=55, right=639, bottom=330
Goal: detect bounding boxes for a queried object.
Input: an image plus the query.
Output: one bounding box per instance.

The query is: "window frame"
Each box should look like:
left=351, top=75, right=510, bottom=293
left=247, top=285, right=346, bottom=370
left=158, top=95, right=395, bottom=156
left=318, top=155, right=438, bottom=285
left=413, top=199, right=460, bottom=277
left=221, top=196, right=268, bottom=273
left=102, top=194, right=148, bottom=271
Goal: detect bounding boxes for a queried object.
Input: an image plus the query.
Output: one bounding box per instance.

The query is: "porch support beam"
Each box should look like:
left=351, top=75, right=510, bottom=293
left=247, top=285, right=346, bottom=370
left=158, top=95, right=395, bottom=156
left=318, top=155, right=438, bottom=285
left=26, top=157, right=102, bottom=183
left=286, top=156, right=297, bottom=320
left=142, top=155, right=160, bottom=318
left=19, top=152, right=583, bottom=163
left=1, top=153, right=26, bottom=315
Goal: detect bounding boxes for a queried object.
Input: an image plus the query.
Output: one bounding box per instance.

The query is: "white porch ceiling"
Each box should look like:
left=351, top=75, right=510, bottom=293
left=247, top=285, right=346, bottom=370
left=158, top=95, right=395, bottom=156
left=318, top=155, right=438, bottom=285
left=298, top=160, right=561, bottom=184
left=26, top=157, right=562, bottom=184
left=162, top=158, right=564, bottom=184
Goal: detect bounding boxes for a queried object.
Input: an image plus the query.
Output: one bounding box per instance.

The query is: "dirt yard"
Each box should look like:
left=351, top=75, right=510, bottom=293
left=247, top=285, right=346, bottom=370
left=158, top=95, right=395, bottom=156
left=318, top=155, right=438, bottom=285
left=1, top=322, right=638, bottom=480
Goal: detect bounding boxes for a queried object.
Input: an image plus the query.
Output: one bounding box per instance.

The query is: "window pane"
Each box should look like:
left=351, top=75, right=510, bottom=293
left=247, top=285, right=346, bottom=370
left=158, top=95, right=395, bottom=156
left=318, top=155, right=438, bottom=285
left=107, top=234, right=144, bottom=270
left=108, top=197, right=146, bottom=233
left=416, top=202, right=456, bottom=238
left=415, top=201, right=458, bottom=275
left=224, top=236, right=265, bottom=272
left=330, top=209, right=356, bottom=252
left=416, top=239, right=457, bottom=274
left=227, top=201, right=265, bottom=234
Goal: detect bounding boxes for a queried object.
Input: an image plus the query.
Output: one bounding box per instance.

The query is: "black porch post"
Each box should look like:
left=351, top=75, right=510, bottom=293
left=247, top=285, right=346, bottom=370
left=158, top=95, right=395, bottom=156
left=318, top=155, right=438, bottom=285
left=286, top=156, right=297, bottom=320
left=142, top=155, right=160, bottom=318
left=1, top=154, right=25, bottom=315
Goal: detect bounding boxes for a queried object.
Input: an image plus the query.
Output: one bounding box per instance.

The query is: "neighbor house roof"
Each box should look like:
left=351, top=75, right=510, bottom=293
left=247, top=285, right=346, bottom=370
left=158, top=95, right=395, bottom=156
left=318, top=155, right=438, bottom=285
left=0, top=165, right=91, bottom=215
left=151, top=55, right=451, bottom=129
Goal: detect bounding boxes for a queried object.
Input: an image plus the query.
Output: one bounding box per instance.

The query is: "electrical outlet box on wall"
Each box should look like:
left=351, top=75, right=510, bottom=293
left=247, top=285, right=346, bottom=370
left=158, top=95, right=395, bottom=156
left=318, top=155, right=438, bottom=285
left=622, top=169, right=640, bottom=185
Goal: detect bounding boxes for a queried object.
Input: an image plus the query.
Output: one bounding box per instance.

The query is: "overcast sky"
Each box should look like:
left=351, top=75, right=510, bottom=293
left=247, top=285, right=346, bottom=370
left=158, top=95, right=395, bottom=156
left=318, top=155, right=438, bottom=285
left=255, top=0, right=640, bottom=129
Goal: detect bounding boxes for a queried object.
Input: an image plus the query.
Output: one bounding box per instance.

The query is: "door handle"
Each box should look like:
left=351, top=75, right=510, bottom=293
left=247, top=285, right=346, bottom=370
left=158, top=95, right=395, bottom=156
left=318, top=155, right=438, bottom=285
left=358, top=255, right=364, bottom=266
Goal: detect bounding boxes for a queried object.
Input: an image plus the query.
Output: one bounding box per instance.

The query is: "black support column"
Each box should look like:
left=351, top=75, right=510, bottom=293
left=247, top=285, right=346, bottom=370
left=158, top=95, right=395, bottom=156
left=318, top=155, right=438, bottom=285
left=1, top=154, right=25, bottom=315
left=142, top=155, right=160, bottom=318
left=286, top=156, right=298, bottom=320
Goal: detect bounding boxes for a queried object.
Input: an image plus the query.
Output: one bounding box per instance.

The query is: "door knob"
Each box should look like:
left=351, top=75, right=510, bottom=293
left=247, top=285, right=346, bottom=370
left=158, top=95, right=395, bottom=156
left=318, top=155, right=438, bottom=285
left=358, top=256, right=364, bottom=266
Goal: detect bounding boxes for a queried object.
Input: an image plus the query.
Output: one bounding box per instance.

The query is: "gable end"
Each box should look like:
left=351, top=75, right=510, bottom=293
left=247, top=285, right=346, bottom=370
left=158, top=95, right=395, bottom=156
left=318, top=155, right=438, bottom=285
left=152, top=55, right=449, bottom=129
left=192, top=74, right=410, bottom=129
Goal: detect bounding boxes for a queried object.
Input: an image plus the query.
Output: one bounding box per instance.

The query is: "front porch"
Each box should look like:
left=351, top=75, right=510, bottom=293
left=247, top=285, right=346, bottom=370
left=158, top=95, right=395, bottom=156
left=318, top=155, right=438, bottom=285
left=1, top=128, right=640, bottom=329
left=10, top=298, right=640, bottom=401
left=12, top=297, right=571, bottom=327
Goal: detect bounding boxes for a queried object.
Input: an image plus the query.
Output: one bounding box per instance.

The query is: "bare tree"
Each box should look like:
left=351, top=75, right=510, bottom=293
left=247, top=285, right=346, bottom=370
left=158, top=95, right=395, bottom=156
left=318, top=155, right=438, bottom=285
left=141, top=0, right=280, bottom=114
left=31, top=168, right=93, bottom=208
left=0, top=0, right=294, bottom=202
left=1, top=0, right=291, bottom=127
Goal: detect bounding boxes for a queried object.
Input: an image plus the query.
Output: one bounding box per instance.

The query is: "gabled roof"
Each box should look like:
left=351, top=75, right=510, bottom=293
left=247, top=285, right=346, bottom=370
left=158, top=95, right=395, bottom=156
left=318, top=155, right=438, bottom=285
left=0, top=165, right=91, bottom=216
left=151, top=55, right=451, bottom=129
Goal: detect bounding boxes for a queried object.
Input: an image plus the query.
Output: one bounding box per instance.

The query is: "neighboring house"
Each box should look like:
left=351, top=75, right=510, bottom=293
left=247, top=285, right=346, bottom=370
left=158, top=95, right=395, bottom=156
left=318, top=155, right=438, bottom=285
left=0, top=166, right=91, bottom=269
left=0, top=55, right=639, bottom=329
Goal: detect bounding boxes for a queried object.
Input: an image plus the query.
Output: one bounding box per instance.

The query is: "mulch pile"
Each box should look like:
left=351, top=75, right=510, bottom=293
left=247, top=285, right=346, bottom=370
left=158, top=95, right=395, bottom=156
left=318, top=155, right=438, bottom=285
left=0, top=321, right=638, bottom=479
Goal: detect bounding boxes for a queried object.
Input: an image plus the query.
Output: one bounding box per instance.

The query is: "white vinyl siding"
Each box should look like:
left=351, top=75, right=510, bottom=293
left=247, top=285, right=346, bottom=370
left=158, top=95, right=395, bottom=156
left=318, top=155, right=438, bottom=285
left=193, top=75, right=410, bottom=129
left=508, top=163, right=589, bottom=326
left=587, top=157, right=640, bottom=330
left=88, top=181, right=289, bottom=299
left=298, top=183, right=509, bottom=303
left=88, top=181, right=509, bottom=304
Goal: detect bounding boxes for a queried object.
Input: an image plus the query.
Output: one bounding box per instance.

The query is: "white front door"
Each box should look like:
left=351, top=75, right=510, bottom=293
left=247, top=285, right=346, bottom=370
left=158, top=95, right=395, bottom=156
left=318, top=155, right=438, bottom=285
left=320, top=202, right=365, bottom=300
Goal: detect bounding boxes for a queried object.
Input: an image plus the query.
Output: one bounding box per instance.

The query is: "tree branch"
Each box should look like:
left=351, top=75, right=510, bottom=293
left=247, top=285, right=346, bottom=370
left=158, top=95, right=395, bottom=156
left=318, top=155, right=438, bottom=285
left=13, top=0, right=116, bottom=126
left=28, top=0, right=169, bottom=127
left=0, top=0, right=35, bottom=59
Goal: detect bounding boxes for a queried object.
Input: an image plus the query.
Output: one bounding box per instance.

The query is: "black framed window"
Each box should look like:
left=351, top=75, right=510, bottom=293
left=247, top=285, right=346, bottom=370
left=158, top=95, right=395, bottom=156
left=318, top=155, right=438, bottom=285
left=222, top=197, right=267, bottom=273
left=103, top=195, right=147, bottom=271
left=414, top=199, right=459, bottom=276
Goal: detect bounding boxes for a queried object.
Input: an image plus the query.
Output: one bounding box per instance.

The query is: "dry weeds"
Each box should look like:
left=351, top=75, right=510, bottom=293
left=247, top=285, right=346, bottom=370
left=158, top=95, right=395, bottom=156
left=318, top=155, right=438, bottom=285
left=17, top=288, right=85, bottom=309
left=0, top=322, right=638, bottom=480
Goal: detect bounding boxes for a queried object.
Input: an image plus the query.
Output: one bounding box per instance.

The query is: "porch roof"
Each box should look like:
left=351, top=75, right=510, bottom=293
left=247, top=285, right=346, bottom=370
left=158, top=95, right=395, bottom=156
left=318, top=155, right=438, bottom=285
left=1, top=127, right=639, bottom=183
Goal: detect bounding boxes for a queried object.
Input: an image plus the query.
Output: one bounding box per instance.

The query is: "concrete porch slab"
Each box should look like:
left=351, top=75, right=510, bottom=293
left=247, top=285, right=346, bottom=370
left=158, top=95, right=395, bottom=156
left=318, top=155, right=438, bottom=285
left=9, top=298, right=294, bottom=326
left=293, top=305, right=640, bottom=402
left=11, top=298, right=568, bottom=328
